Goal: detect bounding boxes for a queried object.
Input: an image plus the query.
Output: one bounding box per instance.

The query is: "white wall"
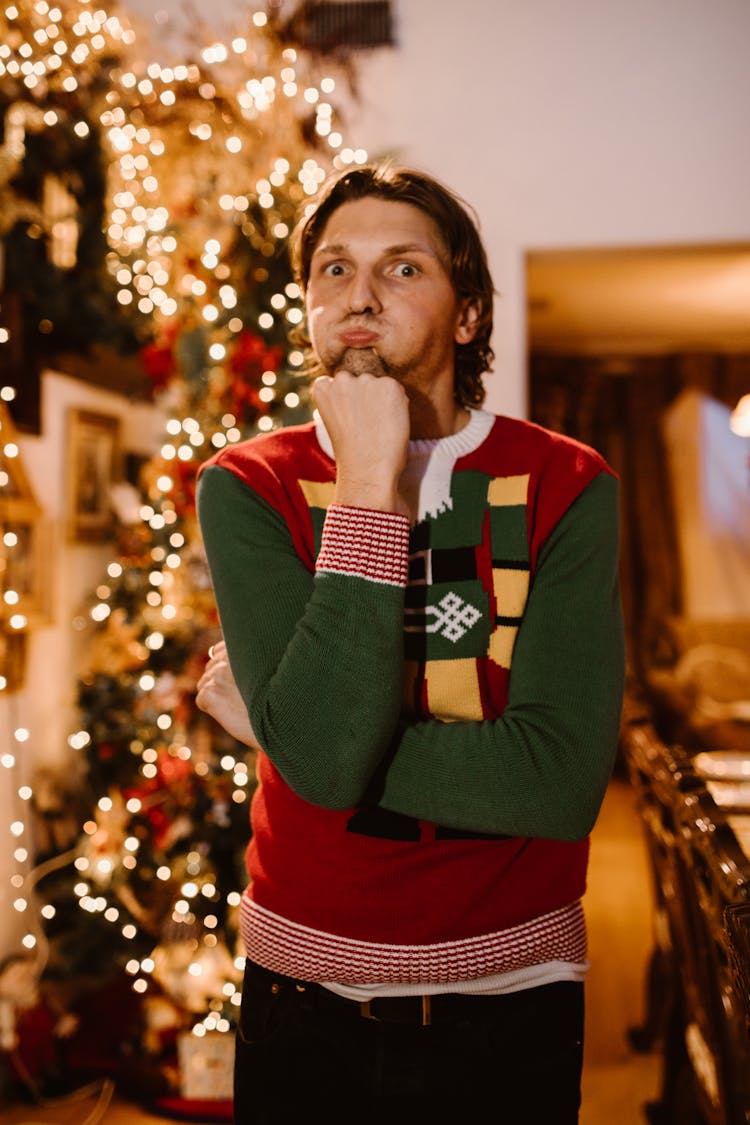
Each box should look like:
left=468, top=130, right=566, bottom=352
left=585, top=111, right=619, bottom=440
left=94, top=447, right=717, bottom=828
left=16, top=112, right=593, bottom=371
left=0, top=372, right=161, bottom=956
left=18, top=372, right=161, bottom=760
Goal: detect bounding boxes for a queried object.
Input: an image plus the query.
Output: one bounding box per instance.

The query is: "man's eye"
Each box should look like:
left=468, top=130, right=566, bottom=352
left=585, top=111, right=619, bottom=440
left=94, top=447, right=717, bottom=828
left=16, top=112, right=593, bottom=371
left=393, top=263, right=418, bottom=278
left=324, top=262, right=346, bottom=277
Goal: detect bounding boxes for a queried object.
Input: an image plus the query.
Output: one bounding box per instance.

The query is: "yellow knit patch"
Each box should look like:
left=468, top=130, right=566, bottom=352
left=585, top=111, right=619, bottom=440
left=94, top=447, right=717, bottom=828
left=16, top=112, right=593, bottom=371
left=299, top=479, right=336, bottom=509
left=489, top=624, right=519, bottom=669
left=492, top=566, right=530, bottom=618
left=424, top=657, right=483, bottom=722
left=487, top=474, right=529, bottom=506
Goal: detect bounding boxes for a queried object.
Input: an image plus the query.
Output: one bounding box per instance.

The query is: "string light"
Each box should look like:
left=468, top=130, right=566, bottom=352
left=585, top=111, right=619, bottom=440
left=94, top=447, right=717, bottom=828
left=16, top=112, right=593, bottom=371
left=1, top=379, right=39, bottom=951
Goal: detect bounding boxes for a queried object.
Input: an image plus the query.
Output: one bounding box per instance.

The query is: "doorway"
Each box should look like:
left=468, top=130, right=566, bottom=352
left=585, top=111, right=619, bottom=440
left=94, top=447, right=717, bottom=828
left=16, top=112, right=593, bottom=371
left=525, top=242, right=750, bottom=679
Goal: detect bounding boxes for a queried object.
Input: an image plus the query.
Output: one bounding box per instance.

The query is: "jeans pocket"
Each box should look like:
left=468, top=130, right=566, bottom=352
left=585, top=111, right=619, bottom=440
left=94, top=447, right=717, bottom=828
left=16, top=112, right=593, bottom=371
left=237, top=963, right=294, bottom=1045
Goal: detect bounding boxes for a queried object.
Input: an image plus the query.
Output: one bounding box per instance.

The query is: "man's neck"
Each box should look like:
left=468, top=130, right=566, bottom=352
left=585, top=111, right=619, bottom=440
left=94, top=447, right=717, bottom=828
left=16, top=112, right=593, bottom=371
left=407, top=392, right=470, bottom=441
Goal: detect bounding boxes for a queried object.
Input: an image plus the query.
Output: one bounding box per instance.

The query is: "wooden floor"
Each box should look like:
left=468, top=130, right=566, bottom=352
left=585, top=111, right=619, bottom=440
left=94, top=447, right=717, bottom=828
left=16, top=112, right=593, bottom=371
left=580, top=770, right=662, bottom=1123
left=0, top=773, right=662, bottom=1125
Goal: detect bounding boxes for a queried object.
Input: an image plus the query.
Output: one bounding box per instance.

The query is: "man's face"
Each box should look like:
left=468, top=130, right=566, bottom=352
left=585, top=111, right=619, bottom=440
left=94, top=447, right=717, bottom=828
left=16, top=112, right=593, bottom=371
left=305, top=196, right=473, bottom=396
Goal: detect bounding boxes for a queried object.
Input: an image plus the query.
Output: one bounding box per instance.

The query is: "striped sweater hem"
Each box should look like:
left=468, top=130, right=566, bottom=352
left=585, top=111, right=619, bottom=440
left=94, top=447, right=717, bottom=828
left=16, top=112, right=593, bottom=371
left=239, top=893, right=587, bottom=985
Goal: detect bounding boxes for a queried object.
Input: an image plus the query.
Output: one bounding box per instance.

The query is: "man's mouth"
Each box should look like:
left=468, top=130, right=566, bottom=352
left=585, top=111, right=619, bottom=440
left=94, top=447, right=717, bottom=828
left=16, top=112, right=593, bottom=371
left=338, top=329, right=380, bottom=347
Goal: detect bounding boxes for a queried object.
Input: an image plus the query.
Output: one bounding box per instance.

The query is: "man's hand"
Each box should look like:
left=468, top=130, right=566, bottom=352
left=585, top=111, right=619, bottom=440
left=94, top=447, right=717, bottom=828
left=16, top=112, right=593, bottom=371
left=312, top=368, right=410, bottom=515
left=196, top=640, right=261, bottom=751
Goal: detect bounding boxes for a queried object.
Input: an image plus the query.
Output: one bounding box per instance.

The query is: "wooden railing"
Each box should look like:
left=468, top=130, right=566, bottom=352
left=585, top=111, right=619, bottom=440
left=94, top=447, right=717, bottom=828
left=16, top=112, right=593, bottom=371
left=620, top=702, right=750, bottom=1125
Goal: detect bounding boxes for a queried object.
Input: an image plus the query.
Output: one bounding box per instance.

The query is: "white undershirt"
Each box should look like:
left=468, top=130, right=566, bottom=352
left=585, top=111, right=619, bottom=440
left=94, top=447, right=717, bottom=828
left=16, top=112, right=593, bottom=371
left=315, top=408, right=495, bottom=524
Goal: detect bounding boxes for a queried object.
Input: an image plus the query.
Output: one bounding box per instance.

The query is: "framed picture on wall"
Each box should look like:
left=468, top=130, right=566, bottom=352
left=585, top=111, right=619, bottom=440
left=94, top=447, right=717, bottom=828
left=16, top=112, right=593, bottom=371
left=66, top=409, right=121, bottom=542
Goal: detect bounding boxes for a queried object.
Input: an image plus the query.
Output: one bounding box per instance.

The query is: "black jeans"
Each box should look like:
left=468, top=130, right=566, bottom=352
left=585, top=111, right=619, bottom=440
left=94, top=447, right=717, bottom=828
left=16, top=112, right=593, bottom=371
left=233, top=960, right=584, bottom=1123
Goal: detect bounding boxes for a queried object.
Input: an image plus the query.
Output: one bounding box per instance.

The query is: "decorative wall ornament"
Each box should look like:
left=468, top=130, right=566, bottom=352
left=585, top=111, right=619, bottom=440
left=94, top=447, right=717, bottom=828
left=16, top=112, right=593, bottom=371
left=66, top=408, right=121, bottom=542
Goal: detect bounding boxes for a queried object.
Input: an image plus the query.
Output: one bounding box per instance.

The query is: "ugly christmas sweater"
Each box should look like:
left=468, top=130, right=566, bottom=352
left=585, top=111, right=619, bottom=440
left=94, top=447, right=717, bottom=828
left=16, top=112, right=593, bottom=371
left=196, top=408, right=625, bottom=990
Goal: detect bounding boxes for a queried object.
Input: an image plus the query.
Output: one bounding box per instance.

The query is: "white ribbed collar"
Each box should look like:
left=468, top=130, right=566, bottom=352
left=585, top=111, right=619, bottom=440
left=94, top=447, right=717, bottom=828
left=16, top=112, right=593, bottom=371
left=314, top=408, right=495, bottom=523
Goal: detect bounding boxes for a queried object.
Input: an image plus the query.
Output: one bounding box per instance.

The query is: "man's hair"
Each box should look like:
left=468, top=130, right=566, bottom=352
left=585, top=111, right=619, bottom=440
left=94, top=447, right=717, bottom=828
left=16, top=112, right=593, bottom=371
left=289, top=161, right=495, bottom=408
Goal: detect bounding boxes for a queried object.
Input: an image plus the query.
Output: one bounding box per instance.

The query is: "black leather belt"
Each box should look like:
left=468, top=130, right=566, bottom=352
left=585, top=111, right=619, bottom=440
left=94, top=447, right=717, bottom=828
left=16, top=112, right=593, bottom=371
left=249, top=961, right=489, bottom=1028
left=295, top=980, right=469, bottom=1027
left=357, top=994, right=435, bottom=1026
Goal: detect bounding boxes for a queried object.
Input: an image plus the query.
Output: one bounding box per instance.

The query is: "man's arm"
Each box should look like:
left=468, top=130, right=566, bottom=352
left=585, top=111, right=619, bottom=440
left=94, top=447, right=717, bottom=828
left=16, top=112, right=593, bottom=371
left=374, top=470, right=625, bottom=840
left=197, top=463, right=624, bottom=840
left=197, top=464, right=408, bottom=807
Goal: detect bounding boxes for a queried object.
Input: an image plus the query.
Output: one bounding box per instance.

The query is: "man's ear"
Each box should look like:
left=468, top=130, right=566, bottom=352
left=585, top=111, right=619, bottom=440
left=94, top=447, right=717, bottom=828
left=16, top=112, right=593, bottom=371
left=455, top=299, right=481, bottom=344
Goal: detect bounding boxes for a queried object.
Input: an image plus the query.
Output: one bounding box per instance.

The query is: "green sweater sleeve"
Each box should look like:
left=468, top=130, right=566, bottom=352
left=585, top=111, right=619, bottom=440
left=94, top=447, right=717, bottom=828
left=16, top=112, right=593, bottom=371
left=197, top=464, right=406, bottom=807
left=375, top=470, right=626, bottom=840
left=197, top=464, right=625, bottom=839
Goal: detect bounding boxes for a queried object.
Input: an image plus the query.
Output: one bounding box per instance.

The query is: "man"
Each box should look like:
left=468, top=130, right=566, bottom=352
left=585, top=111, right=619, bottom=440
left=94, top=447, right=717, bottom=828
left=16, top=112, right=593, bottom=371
left=195, top=162, right=625, bottom=1123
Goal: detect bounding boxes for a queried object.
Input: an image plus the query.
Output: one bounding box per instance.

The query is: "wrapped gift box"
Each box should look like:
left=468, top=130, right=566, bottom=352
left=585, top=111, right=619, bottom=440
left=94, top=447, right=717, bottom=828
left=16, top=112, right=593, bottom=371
left=178, top=1030, right=235, bottom=1101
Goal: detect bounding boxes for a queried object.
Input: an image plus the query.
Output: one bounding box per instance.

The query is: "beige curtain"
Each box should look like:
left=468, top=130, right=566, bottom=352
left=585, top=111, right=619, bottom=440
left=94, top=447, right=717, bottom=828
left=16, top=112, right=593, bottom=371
left=528, top=353, right=750, bottom=678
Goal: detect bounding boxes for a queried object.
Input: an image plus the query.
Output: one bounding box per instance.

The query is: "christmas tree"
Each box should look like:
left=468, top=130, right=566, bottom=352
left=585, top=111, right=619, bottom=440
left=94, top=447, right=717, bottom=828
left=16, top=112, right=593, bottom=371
left=0, top=0, right=369, bottom=1109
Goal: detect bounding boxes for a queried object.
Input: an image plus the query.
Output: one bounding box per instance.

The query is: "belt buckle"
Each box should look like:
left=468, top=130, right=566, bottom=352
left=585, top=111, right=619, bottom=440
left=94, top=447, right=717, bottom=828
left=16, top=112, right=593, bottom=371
left=359, top=996, right=432, bottom=1027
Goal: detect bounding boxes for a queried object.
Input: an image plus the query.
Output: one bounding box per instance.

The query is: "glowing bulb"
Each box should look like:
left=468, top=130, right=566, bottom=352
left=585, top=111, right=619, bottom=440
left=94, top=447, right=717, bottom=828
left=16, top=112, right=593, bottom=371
left=730, top=394, right=750, bottom=436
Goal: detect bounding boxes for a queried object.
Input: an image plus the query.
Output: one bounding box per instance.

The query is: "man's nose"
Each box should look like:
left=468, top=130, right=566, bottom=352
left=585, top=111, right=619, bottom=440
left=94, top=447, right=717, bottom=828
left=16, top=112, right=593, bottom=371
left=346, top=270, right=382, bottom=315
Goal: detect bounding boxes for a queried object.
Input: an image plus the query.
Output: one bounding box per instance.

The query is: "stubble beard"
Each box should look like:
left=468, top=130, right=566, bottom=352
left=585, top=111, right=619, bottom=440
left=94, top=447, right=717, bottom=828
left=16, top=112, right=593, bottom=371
left=332, top=345, right=390, bottom=378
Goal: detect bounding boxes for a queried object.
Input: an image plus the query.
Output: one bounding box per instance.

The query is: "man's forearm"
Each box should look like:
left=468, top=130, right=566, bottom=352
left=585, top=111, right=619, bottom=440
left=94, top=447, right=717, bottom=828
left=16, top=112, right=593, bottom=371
left=197, top=465, right=407, bottom=807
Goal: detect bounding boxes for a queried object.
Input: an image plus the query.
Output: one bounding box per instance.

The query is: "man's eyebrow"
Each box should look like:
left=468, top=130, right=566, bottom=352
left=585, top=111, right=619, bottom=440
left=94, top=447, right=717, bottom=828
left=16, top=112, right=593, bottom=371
left=311, top=242, right=348, bottom=257
left=384, top=242, right=436, bottom=257
left=312, top=240, right=437, bottom=258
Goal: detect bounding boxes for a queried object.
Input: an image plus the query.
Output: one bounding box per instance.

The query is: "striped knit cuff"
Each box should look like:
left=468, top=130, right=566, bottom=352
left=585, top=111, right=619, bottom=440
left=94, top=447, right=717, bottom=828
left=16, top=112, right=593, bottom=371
left=316, top=505, right=410, bottom=587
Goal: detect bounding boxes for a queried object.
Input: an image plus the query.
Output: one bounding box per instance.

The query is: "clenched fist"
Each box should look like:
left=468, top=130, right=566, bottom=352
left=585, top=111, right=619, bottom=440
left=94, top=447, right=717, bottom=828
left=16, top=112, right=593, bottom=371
left=312, top=368, right=410, bottom=515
